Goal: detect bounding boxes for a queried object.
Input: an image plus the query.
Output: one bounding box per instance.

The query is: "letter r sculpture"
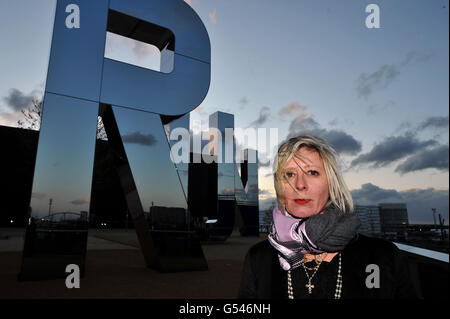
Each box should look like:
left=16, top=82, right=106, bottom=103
left=19, top=0, right=210, bottom=280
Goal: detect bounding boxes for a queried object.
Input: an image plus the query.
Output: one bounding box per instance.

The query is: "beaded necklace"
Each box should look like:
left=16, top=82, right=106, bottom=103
left=287, top=253, right=342, bottom=299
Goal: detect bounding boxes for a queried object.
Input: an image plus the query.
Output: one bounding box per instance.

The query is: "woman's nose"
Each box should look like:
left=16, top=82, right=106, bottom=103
left=295, top=173, right=307, bottom=190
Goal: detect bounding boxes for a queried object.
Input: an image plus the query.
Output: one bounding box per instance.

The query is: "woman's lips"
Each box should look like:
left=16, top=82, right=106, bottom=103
left=294, top=199, right=310, bottom=205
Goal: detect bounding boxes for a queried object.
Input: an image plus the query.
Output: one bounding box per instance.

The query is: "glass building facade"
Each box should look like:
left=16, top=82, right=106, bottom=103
left=354, top=205, right=382, bottom=238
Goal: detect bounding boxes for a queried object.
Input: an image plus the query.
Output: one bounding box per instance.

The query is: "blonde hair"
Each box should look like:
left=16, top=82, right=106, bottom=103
left=273, top=135, right=354, bottom=214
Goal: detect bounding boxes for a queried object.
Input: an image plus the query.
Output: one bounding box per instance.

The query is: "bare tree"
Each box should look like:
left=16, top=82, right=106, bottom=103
left=16, top=99, right=108, bottom=141
left=17, top=99, right=42, bottom=131
left=96, top=116, right=108, bottom=141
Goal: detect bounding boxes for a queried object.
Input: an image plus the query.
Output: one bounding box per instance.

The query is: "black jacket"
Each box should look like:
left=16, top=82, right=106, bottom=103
left=238, top=234, right=419, bottom=299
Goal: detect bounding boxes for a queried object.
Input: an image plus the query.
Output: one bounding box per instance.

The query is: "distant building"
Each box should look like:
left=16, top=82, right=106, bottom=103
left=378, top=203, right=409, bottom=239
left=354, top=205, right=382, bottom=237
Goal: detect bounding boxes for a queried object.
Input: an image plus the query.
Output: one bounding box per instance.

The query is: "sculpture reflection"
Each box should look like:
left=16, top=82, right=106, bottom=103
left=100, top=104, right=206, bottom=271
left=187, top=111, right=259, bottom=241
left=235, top=150, right=259, bottom=236
left=19, top=93, right=98, bottom=280
left=166, top=113, right=190, bottom=208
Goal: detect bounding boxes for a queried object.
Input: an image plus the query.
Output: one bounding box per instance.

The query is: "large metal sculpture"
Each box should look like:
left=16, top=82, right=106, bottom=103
left=186, top=112, right=260, bottom=241
left=19, top=0, right=210, bottom=280
left=208, top=112, right=259, bottom=239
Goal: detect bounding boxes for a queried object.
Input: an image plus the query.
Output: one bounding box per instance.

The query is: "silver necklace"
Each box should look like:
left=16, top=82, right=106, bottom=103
left=287, top=253, right=342, bottom=299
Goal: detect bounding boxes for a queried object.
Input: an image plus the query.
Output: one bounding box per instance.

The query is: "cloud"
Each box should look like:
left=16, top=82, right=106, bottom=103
left=132, top=40, right=160, bottom=60
left=287, top=115, right=319, bottom=133
left=309, top=128, right=362, bottom=156
left=258, top=160, right=272, bottom=168
left=367, top=100, right=396, bottom=116
left=356, top=64, right=399, bottom=99
left=356, top=51, right=434, bottom=99
left=71, top=198, right=90, bottom=205
left=258, top=188, right=271, bottom=195
left=394, top=116, right=448, bottom=139
left=351, top=183, right=403, bottom=204
left=279, top=101, right=308, bottom=117
left=2, top=88, right=40, bottom=111
left=257, top=151, right=274, bottom=168
left=328, top=118, right=339, bottom=127
left=240, top=96, right=248, bottom=105
left=209, top=9, right=217, bottom=24
left=0, top=110, right=21, bottom=127
left=281, top=102, right=362, bottom=156
left=239, top=96, right=248, bottom=109
left=105, top=32, right=160, bottom=70
left=280, top=101, right=318, bottom=134
left=401, top=51, right=434, bottom=66
left=246, top=183, right=259, bottom=195
left=247, top=106, right=270, bottom=127
left=351, top=183, right=449, bottom=224
left=122, top=131, right=157, bottom=146
left=417, top=116, right=449, bottom=131
left=351, top=133, right=437, bottom=168
left=220, top=187, right=234, bottom=195
left=328, top=118, right=355, bottom=127
left=395, top=121, right=414, bottom=134
left=395, top=145, right=449, bottom=174
left=399, top=188, right=449, bottom=224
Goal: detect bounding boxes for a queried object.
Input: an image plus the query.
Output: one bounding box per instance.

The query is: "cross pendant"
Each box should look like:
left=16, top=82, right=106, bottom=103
left=305, top=282, right=314, bottom=294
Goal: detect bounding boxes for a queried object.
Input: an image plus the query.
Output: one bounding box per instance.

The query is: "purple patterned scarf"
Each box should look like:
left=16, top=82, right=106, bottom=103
left=267, top=206, right=360, bottom=271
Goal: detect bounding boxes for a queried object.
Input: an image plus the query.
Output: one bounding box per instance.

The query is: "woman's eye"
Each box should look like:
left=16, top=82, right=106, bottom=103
left=285, top=172, right=295, bottom=179
left=308, top=170, right=319, bottom=176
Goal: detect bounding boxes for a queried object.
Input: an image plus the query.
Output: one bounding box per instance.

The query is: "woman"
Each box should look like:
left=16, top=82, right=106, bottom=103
left=238, top=135, right=418, bottom=299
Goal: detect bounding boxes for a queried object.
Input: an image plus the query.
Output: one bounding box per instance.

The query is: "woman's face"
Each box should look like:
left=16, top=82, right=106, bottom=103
left=282, top=147, right=329, bottom=218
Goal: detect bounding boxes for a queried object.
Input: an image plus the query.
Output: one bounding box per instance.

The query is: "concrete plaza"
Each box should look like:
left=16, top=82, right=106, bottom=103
left=0, top=228, right=265, bottom=298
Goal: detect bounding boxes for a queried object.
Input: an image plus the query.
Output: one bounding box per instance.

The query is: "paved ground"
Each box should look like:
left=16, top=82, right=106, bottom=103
left=0, top=228, right=266, bottom=299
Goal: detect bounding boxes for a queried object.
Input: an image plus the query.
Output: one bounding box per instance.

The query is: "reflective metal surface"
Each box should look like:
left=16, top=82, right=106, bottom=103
left=28, top=94, right=98, bottom=217
left=105, top=9, right=174, bottom=73
left=206, top=112, right=235, bottom=239
left=20, top=92, right=98, bottom=280
left=235, top=150, right=260, bottom=236
left=187, top=154, right=217, bottom=222
left=102, top=0, right=211, bottom=114
left=209, top=112, right=235, bottom=199
left=242, top=150, right=259, bottom=205
left=20, top=0, right=211, bottom=279
left=109, top=0, right=210, bottom=62
left=167, top=113, right=190, bottom=199
left=46, top=0, right=210, bottom=115
left=218, top=175, right=235, bottom=199
left=112, top=105, right=187, bottom=211
left=100, top=104, right=206, bottom=270
left=45, top=0, right=109, bottom=101
left=235, top=205, right=259, bottom=236
left=100, top=54, right=210, bottom=115
left=208, top=112, right=260, bottom=238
